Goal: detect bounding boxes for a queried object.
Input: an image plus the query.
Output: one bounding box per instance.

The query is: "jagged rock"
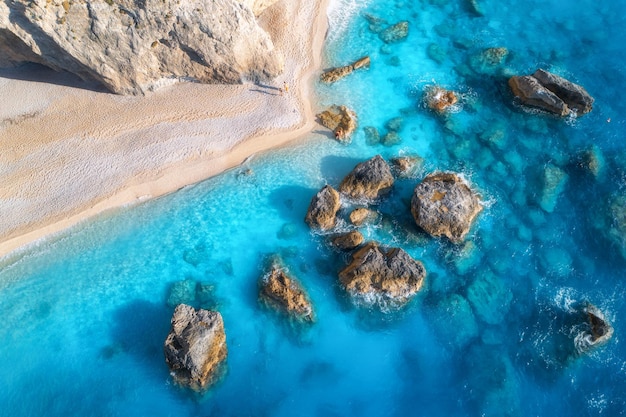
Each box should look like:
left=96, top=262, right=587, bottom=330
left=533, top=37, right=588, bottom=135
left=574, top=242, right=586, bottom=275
left=0, top=0, right=283, bottom=94
left=316, top=105, right=358, bottom=142
left=259, top=260, right=314, bottom=322
left=339, top=155, right=394, bottom=200
left=305, top=185, right=341, bottom=231
left=411, top=172, right=483, bottom=243
left=338, top=242, right=426, bottom=308
left=508, top=69, right=593, bottom=116
left=390, top=155, right=423, bottom=178
left=379, top=21, right=409, bottom=43
left=363, top=126, right=381, bottom=145
left=574, top=304, right=614, bottom=355
left=330, top=230, right=364, bottom=251
left=539, top=164, right=568, bottom=213
left=425, top=86, right=459, bottom=113
left=532, top=69, right=594, bottom=115
left=349, top=207, right=377, bottom=226
left=164, top=304, right=227, bottom=391
left=320, top=56, right=370, bottom=83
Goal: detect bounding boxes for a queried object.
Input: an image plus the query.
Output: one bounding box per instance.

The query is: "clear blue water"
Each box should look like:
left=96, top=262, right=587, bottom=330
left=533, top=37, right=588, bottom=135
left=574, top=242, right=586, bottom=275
left=2, top=0, right=626, bottom=415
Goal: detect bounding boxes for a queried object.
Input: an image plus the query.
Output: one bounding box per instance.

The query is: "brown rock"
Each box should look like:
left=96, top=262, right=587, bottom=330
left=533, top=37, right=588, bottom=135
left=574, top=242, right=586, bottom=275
left=330, top=230, right=364, bottom=251
left=338, top=242, right=426, bottom=307
left=259, top=261, right=314, bottom=322
left=532, top=69, right=594, bottom=115
left=508, top=75, right=568, bottom=116
left=390, top=155, right=424, bottom=178
left=164, top=304, right=227, bottom=391
left=411, top=172, right=483, bottom=242
left=316, top=105, right=358, bottom=142
left=339, top=155, right=394, bottom=200
left=349, top=208, right=377, bottom=226
left=425, top=86, right=458, bottom=113
left=320, top=56, right=370, bottom=83
left=305, top=185, right=341, bottom=231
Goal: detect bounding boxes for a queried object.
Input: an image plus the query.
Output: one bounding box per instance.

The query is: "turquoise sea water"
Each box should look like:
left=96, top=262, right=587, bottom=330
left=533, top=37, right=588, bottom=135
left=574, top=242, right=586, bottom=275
left=2, top=0, right=626, bottom=415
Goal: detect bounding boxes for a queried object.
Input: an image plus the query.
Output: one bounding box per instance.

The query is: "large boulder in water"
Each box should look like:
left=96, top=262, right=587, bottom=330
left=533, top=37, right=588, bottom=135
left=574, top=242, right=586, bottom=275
left=316, top=105, right=358, bottom=142
left=0, top=0, right=283, bottom=94
left=305, top=185, right=341, bottom=231
left=338, top=242, right=426, bottom=308
left=339, top=155, right=394, bottom=200
left=320, top=56, right=370, bottom=83
left=259, top=260, right=314, bottom=322
left=164, top=304, right=227, bottom=391
left=330, top=230, right=364, bottom=251
left=411, top=172, right=483, bottom=243
left=509, top=69, right=593, bottom=117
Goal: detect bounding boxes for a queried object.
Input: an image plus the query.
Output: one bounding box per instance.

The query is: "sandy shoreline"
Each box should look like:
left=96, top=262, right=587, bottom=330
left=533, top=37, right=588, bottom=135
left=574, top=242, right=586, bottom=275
left=0, top=0, right=330, bottom=261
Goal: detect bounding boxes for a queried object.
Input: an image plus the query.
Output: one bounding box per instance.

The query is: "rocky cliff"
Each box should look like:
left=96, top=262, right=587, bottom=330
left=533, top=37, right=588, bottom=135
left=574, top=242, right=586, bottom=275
left=0, top=0, right=283, bottom=94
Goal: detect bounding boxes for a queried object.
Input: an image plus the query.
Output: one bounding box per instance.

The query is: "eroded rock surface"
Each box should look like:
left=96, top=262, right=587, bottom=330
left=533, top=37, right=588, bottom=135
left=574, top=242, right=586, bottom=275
left=259, top=261, right=314, bottom=322
left=164, top=304, right=227, bottom=391
left=0, top=0, right=283, bottom=94
left=339, top=155, right=394, bottom=200
left=339, top=242, right=426, bottom=308
left=349, top=207, right=377, bottom=226
left=411, top=172, right=483, bottom=242
left=305, top=185, right=341, bottom=231
left=320, top=56, right=370, bottom=83
left=316, top=105, right=358, bottom=142
left=330, top=230, right=364, bottom=251
left=425, top=86, right=459, bottom=113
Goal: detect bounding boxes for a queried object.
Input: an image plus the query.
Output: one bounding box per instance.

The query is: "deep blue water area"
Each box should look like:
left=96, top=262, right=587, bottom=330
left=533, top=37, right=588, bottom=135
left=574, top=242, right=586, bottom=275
left=1, top=0, right=626, bottom=416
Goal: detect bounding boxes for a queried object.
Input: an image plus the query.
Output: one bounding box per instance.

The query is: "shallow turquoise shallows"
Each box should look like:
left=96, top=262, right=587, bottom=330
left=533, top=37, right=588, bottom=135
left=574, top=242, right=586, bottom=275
left=2, top=0, right=626, bottom=415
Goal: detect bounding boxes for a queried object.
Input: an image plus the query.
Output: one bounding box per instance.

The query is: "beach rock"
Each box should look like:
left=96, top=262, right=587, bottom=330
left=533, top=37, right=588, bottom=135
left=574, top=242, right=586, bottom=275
left=532, top=69, right=594, bottom=115
left=330, top=231, right=364, bottom=251
left=0, top=0, right=283, bottom=95
left=259, top=260, right=314, bottom=322
left=539, top=164, right=568, bottom=213
left=411, top=172, right=483, bottom=243
left=379, top=21, right=409, bottom=43
left=509, top=75, right=568, bottom=116
left=320, top=56, right=370, bottom=83
left=305, top=185, right=341, bottom=231
left=349, top=208, right=377, bottom=226
left=164, top=304, right=227, bottom=391
left=425, top=86, right=459, bottom=113
left=339, top=155, right=394, bottom=200
left=390, top=155, right=424, bottom=178
left=316, top=105, right=358, bottom=142
left=363, top=126, right=381, bottom=145
left=508, top=69, right=593, bottom=116
left=338, top=242, right=426, bottom=308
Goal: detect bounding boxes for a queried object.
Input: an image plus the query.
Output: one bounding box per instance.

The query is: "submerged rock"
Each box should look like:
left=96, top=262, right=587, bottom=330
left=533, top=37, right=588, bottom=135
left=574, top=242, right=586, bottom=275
left=167, top=279, right=197, bottom=308
left=363, top=126, right=381, bottom=145
left=390, top=155, right=424, bottom=178
left=379, top=21, right=409, bottom=43
left=539, top=164, right=568, bottom=213
left=425, top=86, right=459, bottom=113
left=0, top=0, right=283, bottom=94
left=330, top=230, right=364, bottom=251
left=316, top=105, right=358, bottom=142
left=320, top=56, right=370, bottom=83
left=338, top=242, right=426, bottom=308
left=411, top=172, right=483, bottom=243
left=607, top=194, right=626, bottom=259
left=578, top=145, right=606, bottom=178
left=430, top=293, right=479, bottom=348
left=466, top=269, right=512, bottom=325
left=259, top=260, right=314, bottom=322
left=164, top=304, right=227, bottom=391
left=339, top=155, right=394, bottom=200
left=469, top=47, right=509, bottom=75
left=305, top=185, right=341, bottom=231
left=509, top=69, right=593, bottom=116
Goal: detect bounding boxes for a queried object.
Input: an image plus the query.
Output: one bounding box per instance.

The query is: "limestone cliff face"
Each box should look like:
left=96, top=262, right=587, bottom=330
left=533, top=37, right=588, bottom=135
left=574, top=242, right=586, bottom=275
left=0, top=0, right=283, bottom=94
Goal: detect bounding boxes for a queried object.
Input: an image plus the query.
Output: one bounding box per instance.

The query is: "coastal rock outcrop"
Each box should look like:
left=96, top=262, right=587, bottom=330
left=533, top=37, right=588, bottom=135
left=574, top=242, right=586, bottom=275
left=509, top=69, right=593, bottom=116
left=164, top=304, right=227, bottom=391
left=379, top=21, right=409, bottom=43
left=330, top=230, right=364, bottom=251
left=339, top=242, right=426, bottom=307
left=411, top=172, right=483, bottom=242
left=0, top=0, right=283, bottom=94
left=316, top=105, right=358, bottom=142
left=259, top=260, right=314, bottom=322
left=425, top=86, right=459, bottom=113
left=305, top=185, right=341, bottom=231
left=578, top=304, right=614, bottom=351
left=320, top=56, right=370, bottom=83
left=339, top=155, right=394, bottom=200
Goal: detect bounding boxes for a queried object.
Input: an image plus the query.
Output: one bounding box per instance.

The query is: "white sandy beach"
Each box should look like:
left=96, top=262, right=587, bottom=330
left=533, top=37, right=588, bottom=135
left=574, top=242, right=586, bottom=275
left=0, top=0, right=329, bottom=259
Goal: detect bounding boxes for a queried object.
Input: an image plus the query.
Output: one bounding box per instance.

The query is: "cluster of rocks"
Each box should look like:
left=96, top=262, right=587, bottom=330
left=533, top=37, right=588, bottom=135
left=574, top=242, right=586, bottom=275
left=0, top=0, right=283, bottom=94
left=509, top=69, right=594, bottom=117
left=320, top=56, right=370, bottom=84
left=424, top=86, right=459, bottom=113
left=316, top=105, right=358, bottom=142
